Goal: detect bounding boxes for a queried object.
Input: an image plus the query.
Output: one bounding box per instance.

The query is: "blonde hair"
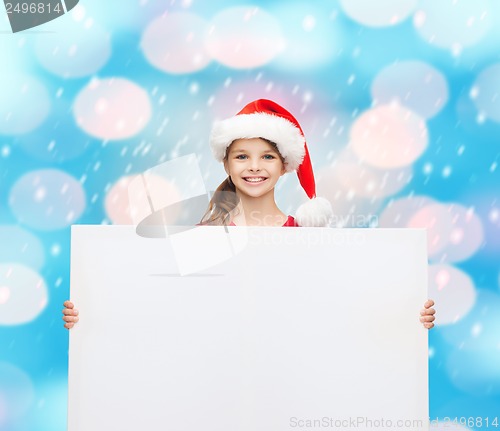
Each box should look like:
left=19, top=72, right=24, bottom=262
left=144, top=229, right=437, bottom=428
left=199, top=139, right=285, bottom=226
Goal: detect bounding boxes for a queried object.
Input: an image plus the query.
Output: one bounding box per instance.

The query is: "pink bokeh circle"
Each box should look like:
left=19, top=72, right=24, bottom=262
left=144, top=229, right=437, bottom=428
left=141, top=12, right=211, bottom=74
left=432, top=204, right=484, bottom=263
left=205, top=6, right=285, bottom=69
left=74, top=77, right=152, bottom=140
left=332, top=149, right=413, bottom=199
left=378, top=195, right=437, bottom=228
left=407, top=203, right=453, bottom=257
left=350, top=104, right=428, bottom=169
left=106, top=174, right=183, bottom=225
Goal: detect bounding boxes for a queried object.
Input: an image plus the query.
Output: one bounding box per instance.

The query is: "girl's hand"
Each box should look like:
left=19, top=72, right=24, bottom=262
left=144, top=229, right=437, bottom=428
left=420, top=299, right=435, bottom=329
left=62, top=300, right=79, bottom=329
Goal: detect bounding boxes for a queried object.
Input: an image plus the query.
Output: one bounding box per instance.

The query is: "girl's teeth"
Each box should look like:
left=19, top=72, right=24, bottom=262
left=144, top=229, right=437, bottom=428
left=246, top=178, right=265, bottom=182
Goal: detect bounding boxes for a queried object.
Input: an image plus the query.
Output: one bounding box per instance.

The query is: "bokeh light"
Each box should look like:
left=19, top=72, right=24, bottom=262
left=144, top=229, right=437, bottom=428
left=34, top=21, right=111, bottom=78
left=323, top=148, right=413, bottom=199
left=440, top=289, right=500, bottom=348
left=0, top=74, right=51, bottom=135
left=269, top=2, right=341, bottom=70
left=0, top=226, right=45, bottom=271
left=446, top=347, right=500, bottom=396
left=350, top=104, right=428, bottom=169
left=414, top=0, right=492, bottom=53
left=205, top=6, right=285, bottom=69
left=371, top=60, right=449, bottom=119
left=315, top=165, right=383, bottom=228
left=340, top=0, right=417, bottom=27
left=0, top=264, right=48, bottom=325
left=9, top=169, right=86, bottom=231
left=141, top=12, right=211, bottom=74
left=378, top=195, right=436, bottom=228
left=471, top=63, right=500, bottom=123
left=16, top=99, right=92, bottom=163
left=0, top=362, right=35, bottom=428
left=427, top=264, right=476, bottom=325
left=407, top=203, right=453, bottom=257
left=73, top=77, right=152, bottom=140
left=431, top=204, right=484, bottom=263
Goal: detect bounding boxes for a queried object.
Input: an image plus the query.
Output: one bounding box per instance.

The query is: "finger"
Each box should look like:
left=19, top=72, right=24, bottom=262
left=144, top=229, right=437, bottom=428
left=420, top=315, right=435, bottom=322
left=420, top=308, right=436, bottom=315
left=62, top=315, right=79, bottom=323
left=63, top=301, right=74, bottom=309
left=423, top=322, right=434, bottom=329
left=64, top=322, right=74, bottom=329
left=62, top=308, right=78, bottom=316
left=424, top=299, right=435, bottom=308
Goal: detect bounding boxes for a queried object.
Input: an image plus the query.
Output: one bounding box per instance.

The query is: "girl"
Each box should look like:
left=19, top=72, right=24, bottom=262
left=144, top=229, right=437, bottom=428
left=63, top=99, right=436, bottom=328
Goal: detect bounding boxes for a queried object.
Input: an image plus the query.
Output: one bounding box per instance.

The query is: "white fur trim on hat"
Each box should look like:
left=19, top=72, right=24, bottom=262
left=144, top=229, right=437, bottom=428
left=210, top=113, right=306, bottom=172
left=295, top=197, right=333, bottom=227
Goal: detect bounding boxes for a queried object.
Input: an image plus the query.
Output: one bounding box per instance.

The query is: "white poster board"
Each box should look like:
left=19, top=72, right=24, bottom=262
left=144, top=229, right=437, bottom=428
left=68, top=226, right=428, bottom=431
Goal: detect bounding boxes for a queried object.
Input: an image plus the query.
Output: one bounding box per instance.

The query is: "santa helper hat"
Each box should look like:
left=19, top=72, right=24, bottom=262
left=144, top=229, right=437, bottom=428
left=209, top=99, right=333, bottom=227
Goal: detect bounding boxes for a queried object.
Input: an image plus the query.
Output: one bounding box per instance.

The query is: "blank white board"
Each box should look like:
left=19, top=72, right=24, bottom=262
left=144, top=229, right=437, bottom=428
left=68, top=226, right=428, bottom=431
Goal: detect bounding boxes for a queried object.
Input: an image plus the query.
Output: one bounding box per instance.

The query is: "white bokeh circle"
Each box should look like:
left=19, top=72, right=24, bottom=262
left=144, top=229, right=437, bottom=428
left=0, top=264, right=48, bottom=325
left=414, top=0, right=492, bottom=51
left=378, top=195, right=436, bottom=228
left=9, top=169, right=86, bottom=231
left=439, top=289, right=500, bottom=353
left=427, top=264, right=476, bottom=325
left=340, top=0, right=418, bottom=27
left=446, top=346, right=500, bottom=396
left=0, top=74, right=50, bottom=135
left=74, top=78, right=152, bottom=140
left=141, top=12, right=211, bottom=74
left=0, top=362, right=35, bottom=427
left=269, top=3, right=341, bottom=70
left=205, top=6, right=285, bottom=69
left=371, top=61, right=449, bottom=119
left=350, top=104, right=428, bottom=169
left=35, top=21, right=111, bottom=78
left=471, top=63, right=500, bottom=123
left=0, top=226, right=45, bottom=270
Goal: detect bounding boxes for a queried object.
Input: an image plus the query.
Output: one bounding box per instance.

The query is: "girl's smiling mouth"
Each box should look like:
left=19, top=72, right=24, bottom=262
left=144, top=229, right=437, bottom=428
left=243, top=176, right=268, bottom=184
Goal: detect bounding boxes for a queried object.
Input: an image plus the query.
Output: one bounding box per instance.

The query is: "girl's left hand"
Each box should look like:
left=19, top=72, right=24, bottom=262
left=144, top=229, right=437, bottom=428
left=420, top=299, right=435, bottom=329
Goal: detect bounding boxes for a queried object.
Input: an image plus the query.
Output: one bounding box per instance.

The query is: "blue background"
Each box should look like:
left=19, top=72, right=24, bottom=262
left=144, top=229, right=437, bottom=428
left=0, top=1, right=499, bottom=430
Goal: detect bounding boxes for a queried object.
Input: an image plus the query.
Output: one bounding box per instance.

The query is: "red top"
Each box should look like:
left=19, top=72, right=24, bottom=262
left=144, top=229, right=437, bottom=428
left=230, top=215, right=299, bottom=227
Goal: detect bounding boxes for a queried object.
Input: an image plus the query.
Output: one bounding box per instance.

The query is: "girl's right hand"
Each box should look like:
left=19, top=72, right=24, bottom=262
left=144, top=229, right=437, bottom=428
left=62, top=300, right=79, bottom=329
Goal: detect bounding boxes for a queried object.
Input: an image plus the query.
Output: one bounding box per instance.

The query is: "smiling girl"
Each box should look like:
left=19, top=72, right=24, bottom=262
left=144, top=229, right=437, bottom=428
left=63, top=99, right=436, bottom=328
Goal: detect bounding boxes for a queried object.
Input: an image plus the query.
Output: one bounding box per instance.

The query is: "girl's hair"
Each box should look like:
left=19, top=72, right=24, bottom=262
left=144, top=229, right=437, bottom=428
left=199, top=139, right=285, bottom=226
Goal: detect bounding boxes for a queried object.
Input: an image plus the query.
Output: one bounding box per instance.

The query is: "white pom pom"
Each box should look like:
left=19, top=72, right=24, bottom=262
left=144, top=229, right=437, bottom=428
left=295, top=197, right=333, bottom=227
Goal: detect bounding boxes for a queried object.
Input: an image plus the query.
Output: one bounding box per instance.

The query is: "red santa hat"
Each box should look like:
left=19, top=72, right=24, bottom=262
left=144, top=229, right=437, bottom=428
left=209, top=99, right=333, bottom=227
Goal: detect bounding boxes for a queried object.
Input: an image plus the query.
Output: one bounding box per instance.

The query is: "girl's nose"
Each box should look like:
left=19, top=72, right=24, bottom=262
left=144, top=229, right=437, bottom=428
left=248, top=158, right=261, bottom=171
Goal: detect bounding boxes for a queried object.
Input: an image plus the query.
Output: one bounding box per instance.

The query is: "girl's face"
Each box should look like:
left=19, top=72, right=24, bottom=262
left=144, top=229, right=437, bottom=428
left=224, top=138, right=286, bottom=199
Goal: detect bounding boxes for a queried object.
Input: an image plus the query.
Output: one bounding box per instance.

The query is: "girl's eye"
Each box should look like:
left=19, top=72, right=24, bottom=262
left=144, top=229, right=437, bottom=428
left=263, top=155, right=275, bottom=160
left=235, top=155, right=247, bottom=159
